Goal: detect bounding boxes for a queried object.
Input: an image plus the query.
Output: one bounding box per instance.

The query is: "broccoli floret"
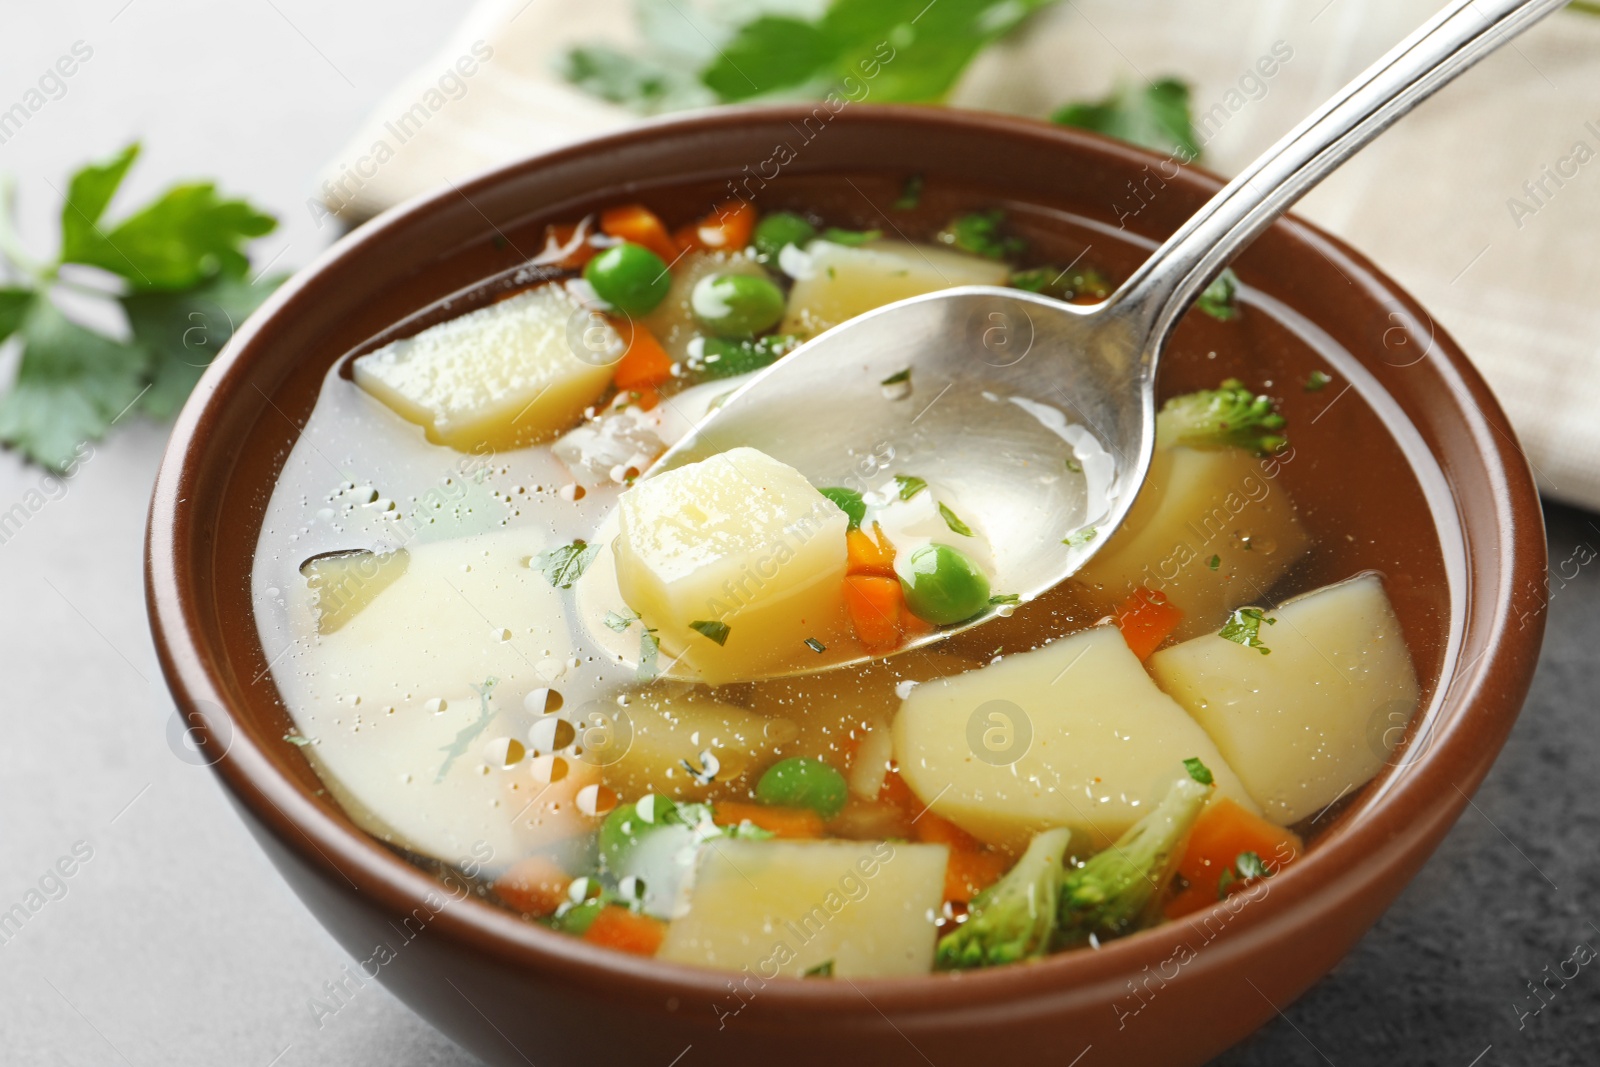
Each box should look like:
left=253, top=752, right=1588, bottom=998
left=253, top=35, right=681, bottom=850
left=1054, top=769, right=1214, bottom=947
left=935, top=827, right=1071, bottom=970
left=1156, top=378, right=1287, bottom=455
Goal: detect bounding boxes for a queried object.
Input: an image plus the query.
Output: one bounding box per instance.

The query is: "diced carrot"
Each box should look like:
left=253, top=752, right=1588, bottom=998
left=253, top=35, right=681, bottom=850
left=913, top=810, right=984, bottom=852
left=629, top=387, right=660, bottom=412
left=695, top=199, right=758, bottom=252
left=877, top=769, right=921, bottom=817
left=539, top=220, right=596, bottom=269
left=600, top=203, right=679, bottom=263
left=713, top=800, right=825, bottom=839
left=493, top=855, right=571, bottom=918
left=844, top=574, right=903, bottom=653
left=611, top=320, right=674, bottom=390
left=846, top=523, right=897, bottom=578
left=1164, top=797, right=1303, bottom=919
left=1114, top=586, right=1185, bottom=660
left=944, top=849, right=1009, bottom=905
left=581, top=906, right=666, bottom=956
left=671, top=223, right=702, bottom=253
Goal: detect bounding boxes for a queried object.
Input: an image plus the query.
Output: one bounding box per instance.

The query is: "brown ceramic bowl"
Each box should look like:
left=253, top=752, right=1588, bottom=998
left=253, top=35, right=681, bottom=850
left=146, top=106, right=1546, bottom=1066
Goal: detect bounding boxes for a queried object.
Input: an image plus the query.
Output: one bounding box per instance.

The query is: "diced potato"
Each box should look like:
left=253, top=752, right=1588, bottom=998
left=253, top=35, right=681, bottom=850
left=1070, top=446, right=1311, bottom=640
left=658, top=839, right=947, bottom=977
left=614, top=447, right=850, bottom=684
left=353, top=284, right=615, bottom=451
left=893, top=625, right=1256, bottom=851
left=300, top=548, right=410, bottom=634
left=1147, top=573, right=1421, bottom=826
left=781, top=239, right=1010, bottom=337
left=603, top=690, right=797, bottom=802
left=641, top=250, right=769, bottom=361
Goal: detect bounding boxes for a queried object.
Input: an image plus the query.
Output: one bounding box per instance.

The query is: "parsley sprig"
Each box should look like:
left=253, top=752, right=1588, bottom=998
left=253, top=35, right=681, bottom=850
left=0, top=144, right=283, bottom=470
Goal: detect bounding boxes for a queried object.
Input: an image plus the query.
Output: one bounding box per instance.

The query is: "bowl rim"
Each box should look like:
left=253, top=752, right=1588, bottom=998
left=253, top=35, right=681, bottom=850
left=146, top=103, right=1547, bottom=1018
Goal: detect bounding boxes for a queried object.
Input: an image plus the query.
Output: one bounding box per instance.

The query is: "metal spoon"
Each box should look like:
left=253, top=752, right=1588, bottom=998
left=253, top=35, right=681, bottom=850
left=647, top=0, right=1564, bottom=672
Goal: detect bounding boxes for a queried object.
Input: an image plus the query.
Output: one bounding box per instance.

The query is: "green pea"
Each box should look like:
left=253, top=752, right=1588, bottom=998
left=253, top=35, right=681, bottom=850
left=583, top=242, right=672, bottom=315
left=755, top=757, right=848, bottom=819
left=752, top=211, right=817, bottom=261
left=691, top=272, right=786, bottom=340
left=897, top=542, right=991, bottom=625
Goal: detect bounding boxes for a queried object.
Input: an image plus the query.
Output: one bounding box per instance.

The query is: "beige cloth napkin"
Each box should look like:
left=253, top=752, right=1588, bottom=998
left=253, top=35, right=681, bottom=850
left=319, top=0, right=1600, bottom=509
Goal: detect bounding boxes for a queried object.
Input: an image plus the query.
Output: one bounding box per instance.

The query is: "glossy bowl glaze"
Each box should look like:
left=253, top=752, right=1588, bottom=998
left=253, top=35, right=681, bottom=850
left=146, top=106, right=1546, bottom=1067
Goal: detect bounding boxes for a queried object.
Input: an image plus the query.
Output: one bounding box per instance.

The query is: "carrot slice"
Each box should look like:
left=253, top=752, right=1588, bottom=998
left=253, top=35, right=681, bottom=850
left=581, top=906, right=666, bottom=956
left=713, top=800, right=824, bottom=839
left=944, top=849, right=1009, bottom=905
left=846, top=523, right=897, bottom=577
left=913, top=810, right=984, bottom=852
left=877, top=769, right=921, bottom=818
left=1164, top=797, right=1303, bottom=918
left=539, top=220, right=596, bottom=269
left=493, top=856, right=571, bottom=918
left=695, top=199, right=758, bottom=251
left=844, top=574, right=903, bottom=653
left=1114, top=586, right=1184, bottom=660
left=611, top=320, right=674, bottom=390
left=600, top=203, right=679, bottom=263
left=671, top=222, right=703, bottom=254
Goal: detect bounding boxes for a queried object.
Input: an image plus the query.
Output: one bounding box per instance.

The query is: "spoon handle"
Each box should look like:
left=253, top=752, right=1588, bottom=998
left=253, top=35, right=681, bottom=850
left=1108, top=0, right=1567, bottom=360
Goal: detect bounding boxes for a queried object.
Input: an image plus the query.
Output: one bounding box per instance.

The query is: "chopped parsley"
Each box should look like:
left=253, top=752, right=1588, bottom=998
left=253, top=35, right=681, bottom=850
left=1218, top=606, right=1276, bottom=655
left=637, top=630, right=661, bottom=681
left=989, top=593, right=1021, bottom=606
left=1065, top=457, right=1083, bottom=473
left=880, top=368, right=911, bottom=387
left=1009, top=265, right=1112, bottom=303
left=893, top=174, right=924, bottom=211
left=938, top=502, right=974, bottom=537
left=894, top=474, right=928, bottom=501
left=804, top=637, right=826, bottom=653
left=1208, top=554, right=1221, bottom=571
left=1218, top=850, right=1274, bottom=898
left=818, top=486, right=866, bottom=531
left=604, top=609, right=640, bottom=633
left=1305, top=369, right=1333, bottom=392
left=803, top=959, right=836, bottom=978
left=939, top=210, right=1026, bottom=260
left=436, top=677, right=498, bottom=782
left=1062, top=526, right=1098, bottom=548
left=283, top=733, right=314, bottom=747
left=689, top=620, right=732, bottom=646
left=532, top=540, right=601, bottom=589
left=1182, top=757, right=1214, bottom=785
left=1194, top=269, right=1240, bottom=322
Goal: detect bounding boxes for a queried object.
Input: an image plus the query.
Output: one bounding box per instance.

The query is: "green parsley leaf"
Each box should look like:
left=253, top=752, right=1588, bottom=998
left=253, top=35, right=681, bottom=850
left=532, top=540, right=601, bottom=589
left=1216, top=868, right=1236, bottom=900
left=1062, top=526, right=1098, bottom=548
left=1234, top=851, right=1271, bottom=880
left=702, top=17, right=836, bottom=102
left=1052, top=77, right=1202, bottom=161
left=988, top=593, right=1021, bottom=606
left=893, top=174, right=924, bottom=211
left=1218, top=606, right=1276, bottom=655
left=1008, top=265, right=1111, bottom=303
left=938, top=501, right=973, bottom=536
left=1194, top=269, right=1240, bottom=322
left=1182, top=757, right=1214, bottom=785
left=1305, top=369, right=1333, bottom=392
left=689, top=619, right=732, bottom=646
left=880, top=368, right=911, bottom=387
left=804, top=637, right=826, bottom=653
left=1208, top=554, right=1221, bottom=571
left=555, top=44, right=712, bottom=114
left=820, top=227, right=881, bottom=247
left=604, top=610, right=640, bottom=633
left=0, top=287, right=36, bottom=346
left=0, top=300, right=147, bottom=471
left=283, top=732, right=314, bottom=747
left=61, top=144, right=278, bottom=291
left=939, top=210, right=1025, bottom=260
left=638, top=630, right=661, bottom=681
left=121, top=271, right=283, bottom=417
left=894, top=474, right=928, bottom=501
left=803, top=959, right=836, bottom=978
left=819, top=486, right=866, bottom=530
left=1065, top=457, right=1083, bottom=473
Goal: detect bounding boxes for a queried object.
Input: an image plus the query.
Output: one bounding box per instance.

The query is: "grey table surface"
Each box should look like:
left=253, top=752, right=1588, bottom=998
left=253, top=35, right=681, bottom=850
left=0, top=3, right=1594, bottom=1065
